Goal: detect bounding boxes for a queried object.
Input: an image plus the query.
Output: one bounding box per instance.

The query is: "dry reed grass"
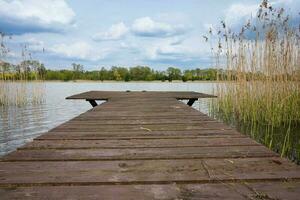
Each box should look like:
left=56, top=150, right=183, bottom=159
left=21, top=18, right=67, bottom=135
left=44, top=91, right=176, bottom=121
left=0, top=33, right=45, bottom=106
left=206, top=0, right=300, bottom=161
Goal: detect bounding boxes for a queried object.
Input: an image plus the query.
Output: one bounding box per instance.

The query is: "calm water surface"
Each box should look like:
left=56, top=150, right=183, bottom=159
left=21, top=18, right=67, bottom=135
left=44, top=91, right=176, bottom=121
left=0, top=82, right=216, bottom=156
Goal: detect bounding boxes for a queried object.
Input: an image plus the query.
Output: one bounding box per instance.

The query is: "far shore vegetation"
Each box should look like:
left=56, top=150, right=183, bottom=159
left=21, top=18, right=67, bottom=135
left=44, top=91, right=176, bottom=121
left=1, top=61, right=297, bottom=82
left=0, top=61, right=221, bottom=82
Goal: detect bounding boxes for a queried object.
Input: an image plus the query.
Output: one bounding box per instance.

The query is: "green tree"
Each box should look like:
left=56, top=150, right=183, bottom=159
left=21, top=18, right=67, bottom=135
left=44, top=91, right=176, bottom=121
left=167, top=67, right=182, bottom=81
left=72, top=63, right=84, bottom=80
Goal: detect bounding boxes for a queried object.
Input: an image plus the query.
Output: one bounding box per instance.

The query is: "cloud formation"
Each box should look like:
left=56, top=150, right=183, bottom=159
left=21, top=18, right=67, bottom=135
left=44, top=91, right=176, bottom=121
left=131, top=17, right=185, bottom=37
left=24, top=38, right=45, bottom=52
left=0, top=0, right=75, bottom=34
left=49, top=42, right=108, bottom=61
left=9, top=1, right=299, bottom=69
left=93, top=17, right=187, bottom=41
left=142, top=36, right=209, bottom=66
left=93, top=22, right=128, bottom=41
left=225, top=0, right=300, bottom=30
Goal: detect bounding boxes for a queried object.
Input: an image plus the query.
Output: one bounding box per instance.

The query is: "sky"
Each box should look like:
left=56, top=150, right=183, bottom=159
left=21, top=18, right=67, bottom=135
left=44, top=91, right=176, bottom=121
left=0, top=0, right=299, bottom=70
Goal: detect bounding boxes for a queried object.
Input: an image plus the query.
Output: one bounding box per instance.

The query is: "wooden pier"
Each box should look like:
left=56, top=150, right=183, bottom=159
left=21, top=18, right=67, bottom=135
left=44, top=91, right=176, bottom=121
left=1, top=91, right=300, bottom=199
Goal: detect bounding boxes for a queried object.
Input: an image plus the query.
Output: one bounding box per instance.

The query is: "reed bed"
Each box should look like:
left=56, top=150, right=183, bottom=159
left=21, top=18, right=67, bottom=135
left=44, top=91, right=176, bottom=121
left=207, top=1, right=300, bottom=162
left=0, top=81, right=45, bottom=106
left=0, top=33, right=45, bottom=106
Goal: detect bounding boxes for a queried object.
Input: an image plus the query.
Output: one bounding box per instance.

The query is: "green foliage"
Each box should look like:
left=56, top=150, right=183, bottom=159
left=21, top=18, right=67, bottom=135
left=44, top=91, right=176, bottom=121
left=0, top=61, right=223, bottom=81
left=167, top=67, right=181, bottom=81
left=183, top=68, right=218, bottom=81
left=0, top=60, right=47, bottom=80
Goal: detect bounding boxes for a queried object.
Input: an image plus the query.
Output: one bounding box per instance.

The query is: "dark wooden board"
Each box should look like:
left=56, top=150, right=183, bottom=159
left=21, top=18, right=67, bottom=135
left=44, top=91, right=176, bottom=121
left=2, top=146, right=276, bottom=161
left=1, top=181, right=300, bottom=200
left=20, top=137, right=259, bottom=149
left=51, top=123, right=232, bottom=132
left=36, top=130, right=243, bottom=140
left=0, top=158, right=299, bottom=186
left=66, top=91, right=216, bottom=100
left=67, top=118, right=216, bottom=124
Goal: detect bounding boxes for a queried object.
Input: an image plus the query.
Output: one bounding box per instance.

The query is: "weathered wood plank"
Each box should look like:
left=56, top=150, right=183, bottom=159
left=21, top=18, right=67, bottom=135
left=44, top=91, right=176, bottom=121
left=1, top=181, right=300, bottom=200
left=66, top=91, right=216, bottom=100
left=2, top=146, right=276, bottom=161
left=68, top=118, right=216, bottom=124
left=51, top=123, right=232, bottom=132
left=0, top=158, right=299, bottom=186
left=37, top=130, right=243, bottom=140
left=20, top=137, right=258, bottom=149
left=72, top=115, right=210, bottom=120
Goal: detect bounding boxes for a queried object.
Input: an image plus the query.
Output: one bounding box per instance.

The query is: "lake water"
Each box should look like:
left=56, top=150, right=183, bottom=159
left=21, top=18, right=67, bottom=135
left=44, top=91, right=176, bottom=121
left=0, top=82, right=216, bottom=156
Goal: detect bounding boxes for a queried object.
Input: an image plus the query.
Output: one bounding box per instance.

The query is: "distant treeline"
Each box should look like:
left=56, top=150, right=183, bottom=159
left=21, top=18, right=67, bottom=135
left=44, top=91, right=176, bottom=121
left=46, top=66, right=219, bottom=81
left=0, top=61, right=220, bottom=81
left=1, top=61, right=296, bottom=82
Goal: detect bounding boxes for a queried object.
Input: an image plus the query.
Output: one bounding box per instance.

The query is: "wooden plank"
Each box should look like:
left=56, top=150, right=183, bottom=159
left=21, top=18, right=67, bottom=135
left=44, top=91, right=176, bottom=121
left=66, top=91, right=216, bottom=100
left=37, top=130, right=243, bottom=140
left=76, top=112, right=207, bottom=118
left=51, top=123, right=232, bottom=132
left=1, top=181, right=300, bottom=200
left=20, top=137, right=259, bottom=149
left=0, top=158, right=299, bottom=186
left=2, top=146, right=276, bottom=161
left=62, top=118, right=218, bottom=125
left=72, top=115, right=212, bottom=121
left=89, top=105, right=195, bottom=111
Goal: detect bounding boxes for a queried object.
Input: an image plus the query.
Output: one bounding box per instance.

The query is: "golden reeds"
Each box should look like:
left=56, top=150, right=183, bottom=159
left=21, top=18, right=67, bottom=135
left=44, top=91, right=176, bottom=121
left=207, top=0, right=300, bottom=161
left=0, top=33, right=45, bottom=106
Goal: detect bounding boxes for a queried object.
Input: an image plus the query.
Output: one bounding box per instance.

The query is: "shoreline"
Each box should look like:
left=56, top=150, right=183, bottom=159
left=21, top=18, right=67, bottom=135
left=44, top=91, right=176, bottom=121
left=0, top=80, right=222, bottom=83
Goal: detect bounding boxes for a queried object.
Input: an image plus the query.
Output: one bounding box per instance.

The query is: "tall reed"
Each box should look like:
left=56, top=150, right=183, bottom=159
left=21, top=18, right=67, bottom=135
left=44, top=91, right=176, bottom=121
left=206, top=0, right=300, bottom=162
left=0, top=33, right=45, bottom=106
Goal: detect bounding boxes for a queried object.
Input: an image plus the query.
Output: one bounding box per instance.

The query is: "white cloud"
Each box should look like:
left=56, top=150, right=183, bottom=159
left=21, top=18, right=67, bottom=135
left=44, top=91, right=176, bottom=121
left=49, top=42, right=108, bottom=61
left=0, top=0, right=75, bottom=34
left=92, top=17, right=187, bottom=41
left=225, top=0, right=300, bottom=27
left=143, top=37, right=209, bottom=63
left=131, top=17, right=185, bottom=37
left=93, top=22, right=128, bottom=41
left=225, top=3, right=258, bottom=26
left=25, top=38, right=45, bottom=52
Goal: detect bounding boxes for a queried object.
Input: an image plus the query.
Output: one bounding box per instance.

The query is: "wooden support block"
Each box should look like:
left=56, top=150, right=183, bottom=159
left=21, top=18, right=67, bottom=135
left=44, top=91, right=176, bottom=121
left=187, top=98, right=197, bottom=106
left=86, top=99, right=98, bottom=107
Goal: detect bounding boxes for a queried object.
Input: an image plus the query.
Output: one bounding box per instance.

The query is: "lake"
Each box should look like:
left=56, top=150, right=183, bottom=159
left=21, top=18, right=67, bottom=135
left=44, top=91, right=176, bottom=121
left=0, top=82, right=216, bottom=156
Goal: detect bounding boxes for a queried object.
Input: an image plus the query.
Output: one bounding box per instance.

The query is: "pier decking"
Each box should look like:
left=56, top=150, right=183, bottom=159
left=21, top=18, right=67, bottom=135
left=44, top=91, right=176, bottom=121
left=1, top=91, right=300, bottom=199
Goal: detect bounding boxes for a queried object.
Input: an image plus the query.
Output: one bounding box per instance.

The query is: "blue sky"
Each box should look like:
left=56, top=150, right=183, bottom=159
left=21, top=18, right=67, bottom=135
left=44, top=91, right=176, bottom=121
left=0, top=0, right=299, bottom=70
